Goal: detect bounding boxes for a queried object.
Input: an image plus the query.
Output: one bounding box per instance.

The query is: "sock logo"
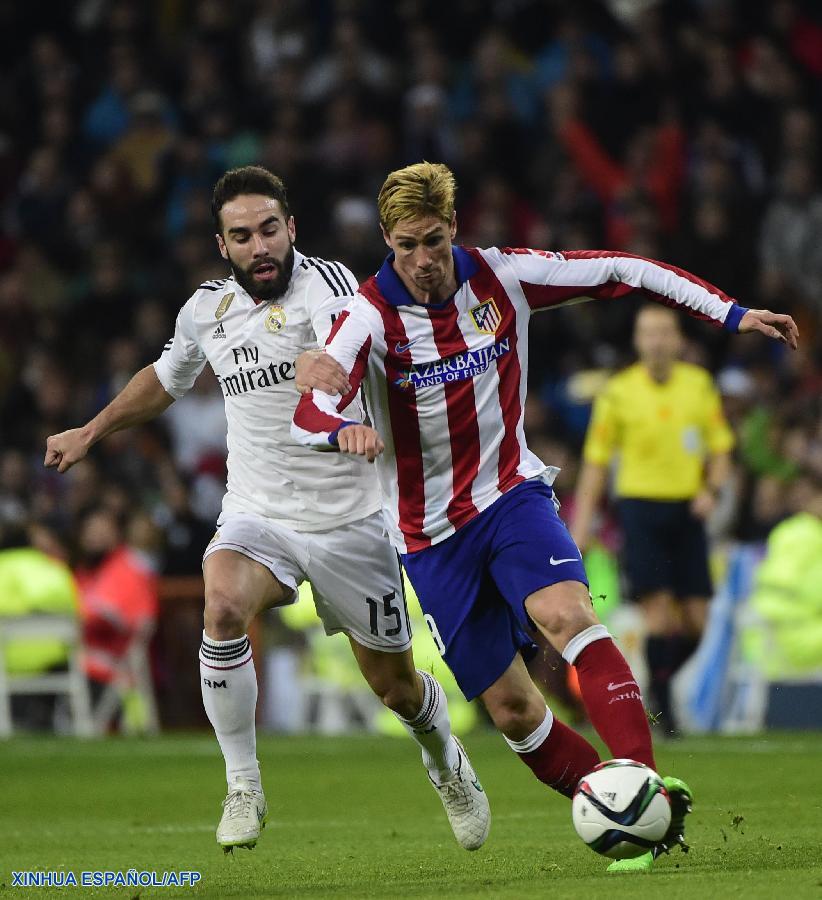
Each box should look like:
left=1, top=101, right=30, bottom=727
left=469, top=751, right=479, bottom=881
left=414, top=725, right=438, bottom=735
left=608, top=689, right=643, bottom=705
left=203, top=678, right=227, bottom=688
left=607, top=680, right=637, bottom=691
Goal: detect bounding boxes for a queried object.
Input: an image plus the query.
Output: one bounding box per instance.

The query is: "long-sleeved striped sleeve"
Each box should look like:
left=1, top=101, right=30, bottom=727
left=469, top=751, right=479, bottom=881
left=291, top=296, right=377, bottom=449
left=496, top=247, right=749, bottom=330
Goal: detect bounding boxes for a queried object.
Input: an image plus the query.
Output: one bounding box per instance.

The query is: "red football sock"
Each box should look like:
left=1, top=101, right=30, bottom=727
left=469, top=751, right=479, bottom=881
left=518, top=718, right=601, bottom=798
left=574, top=638, right=656, bottom=769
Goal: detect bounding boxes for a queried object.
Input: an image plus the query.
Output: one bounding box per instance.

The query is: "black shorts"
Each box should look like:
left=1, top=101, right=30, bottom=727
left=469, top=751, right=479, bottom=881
left=617, top=498, right=712, bottom=600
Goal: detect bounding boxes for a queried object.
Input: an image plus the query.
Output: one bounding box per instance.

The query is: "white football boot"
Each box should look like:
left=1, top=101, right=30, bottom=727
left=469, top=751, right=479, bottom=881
left=430, top=737, right=491, bottom=850
left=216, top=777, right=268, bottom=851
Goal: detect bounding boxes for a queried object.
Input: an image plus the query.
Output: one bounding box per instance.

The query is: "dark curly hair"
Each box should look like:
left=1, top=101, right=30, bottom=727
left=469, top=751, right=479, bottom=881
left=211, top=166, right=290, bottom=231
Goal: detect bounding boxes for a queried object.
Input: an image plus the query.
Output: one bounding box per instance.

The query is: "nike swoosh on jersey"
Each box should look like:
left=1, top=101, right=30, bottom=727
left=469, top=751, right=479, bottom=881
left=607, top=680, right=638, bottom=691
left=395, top=338, right=423, bottom=354
left=549, top=555, right=579, bottom=565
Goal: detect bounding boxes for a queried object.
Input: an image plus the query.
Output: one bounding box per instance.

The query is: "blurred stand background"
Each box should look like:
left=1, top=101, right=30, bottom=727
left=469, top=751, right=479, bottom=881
left=1, top=0, right=821, bottom=736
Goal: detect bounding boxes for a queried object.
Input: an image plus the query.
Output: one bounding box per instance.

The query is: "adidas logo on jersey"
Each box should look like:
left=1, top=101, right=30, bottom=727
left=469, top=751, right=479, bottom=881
left=212, top=322, right=227, bottom=340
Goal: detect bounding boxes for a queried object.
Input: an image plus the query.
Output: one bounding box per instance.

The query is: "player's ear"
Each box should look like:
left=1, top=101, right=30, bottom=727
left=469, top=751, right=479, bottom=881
left=380, top=223, right=392, bottom=249
left=287, top=215, right=296, bottom=243
left=216, top=233, right=229, bottom=261
left=449, top=212, right=457, bottom=240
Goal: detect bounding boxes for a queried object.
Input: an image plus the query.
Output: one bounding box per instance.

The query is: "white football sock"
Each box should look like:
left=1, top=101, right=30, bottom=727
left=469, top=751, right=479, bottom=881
left=562, top=624, right=610, bottom=665
left=503, top=706, right=554, bottom=753
left=199, top=632, right=261, bottom=790
left=396, top=670, right=459, bottom=783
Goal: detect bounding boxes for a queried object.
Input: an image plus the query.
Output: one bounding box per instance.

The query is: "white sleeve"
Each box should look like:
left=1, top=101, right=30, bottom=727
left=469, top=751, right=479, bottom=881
left=152, top=295, right=207, bottom=400
left=302, top=258, right=360, bottom=345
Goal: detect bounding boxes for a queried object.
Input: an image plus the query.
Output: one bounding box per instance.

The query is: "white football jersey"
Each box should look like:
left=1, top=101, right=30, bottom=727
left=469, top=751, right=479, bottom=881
left=154, top=250, right=381, bottom=531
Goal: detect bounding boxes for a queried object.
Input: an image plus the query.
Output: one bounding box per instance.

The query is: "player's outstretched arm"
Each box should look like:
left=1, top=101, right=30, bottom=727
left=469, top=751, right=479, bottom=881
left=44, top=365, right=175, bottom=473
left=738, top=309, right=799, bottom=349
left=505, top=249, right=801, bottom=344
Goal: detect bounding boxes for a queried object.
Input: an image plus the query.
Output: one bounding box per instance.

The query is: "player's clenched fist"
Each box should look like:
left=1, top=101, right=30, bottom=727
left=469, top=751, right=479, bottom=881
left=44, top=427, right=92, bottom=473
left=336, top=424, right=384, bottom=462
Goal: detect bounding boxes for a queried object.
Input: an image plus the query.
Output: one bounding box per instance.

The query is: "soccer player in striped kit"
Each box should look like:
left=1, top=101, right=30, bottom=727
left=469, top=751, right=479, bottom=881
left=45, top=166, right=489, bottom=855
left=292, top=162, right=798, bottom=873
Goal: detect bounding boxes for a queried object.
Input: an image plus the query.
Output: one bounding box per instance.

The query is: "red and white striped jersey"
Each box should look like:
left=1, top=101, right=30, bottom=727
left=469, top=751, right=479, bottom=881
left=291, top=246, right=748, bottom=553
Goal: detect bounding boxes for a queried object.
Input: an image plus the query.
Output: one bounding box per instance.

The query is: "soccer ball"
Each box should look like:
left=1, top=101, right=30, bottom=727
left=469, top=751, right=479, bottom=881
left=571, top=759, right=671, bottom=859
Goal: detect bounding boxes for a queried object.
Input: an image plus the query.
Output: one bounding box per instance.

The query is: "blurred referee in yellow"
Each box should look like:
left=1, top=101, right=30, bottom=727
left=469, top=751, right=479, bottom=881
left=571, top=305, right=734, bottom=735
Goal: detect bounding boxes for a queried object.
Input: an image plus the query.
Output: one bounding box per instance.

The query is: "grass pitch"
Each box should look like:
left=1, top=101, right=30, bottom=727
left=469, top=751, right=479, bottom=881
left=2, top=731, right=821, bottom=899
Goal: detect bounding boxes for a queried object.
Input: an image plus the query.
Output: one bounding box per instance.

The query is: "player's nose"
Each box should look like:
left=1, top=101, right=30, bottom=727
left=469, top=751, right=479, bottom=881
left=251, top=233, right=269, bottom=255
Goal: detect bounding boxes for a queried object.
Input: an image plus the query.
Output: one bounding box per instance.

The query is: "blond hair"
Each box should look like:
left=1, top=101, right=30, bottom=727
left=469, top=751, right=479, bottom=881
left=377, top=161, right=456, bottom=233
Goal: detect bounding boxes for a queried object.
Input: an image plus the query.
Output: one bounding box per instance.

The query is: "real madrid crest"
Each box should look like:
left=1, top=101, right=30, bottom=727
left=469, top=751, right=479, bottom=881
left=469, top=298, right=501, bottom=335
left=265, top=305, right=287, bottom=333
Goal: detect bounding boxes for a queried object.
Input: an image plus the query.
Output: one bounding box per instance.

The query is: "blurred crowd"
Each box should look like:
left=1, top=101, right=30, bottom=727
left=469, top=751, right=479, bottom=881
left=2, top=0, right=822, bottom=721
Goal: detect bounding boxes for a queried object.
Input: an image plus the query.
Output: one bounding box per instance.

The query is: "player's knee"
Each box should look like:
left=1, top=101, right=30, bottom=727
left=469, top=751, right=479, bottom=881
left=204, top=588, right=250, bottom=640
left=528, top=591, right=598, bottom=646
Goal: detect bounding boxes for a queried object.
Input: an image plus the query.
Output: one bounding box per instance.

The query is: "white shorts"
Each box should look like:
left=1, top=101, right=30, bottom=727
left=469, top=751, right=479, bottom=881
left=202, top=510, right=411, bottom=653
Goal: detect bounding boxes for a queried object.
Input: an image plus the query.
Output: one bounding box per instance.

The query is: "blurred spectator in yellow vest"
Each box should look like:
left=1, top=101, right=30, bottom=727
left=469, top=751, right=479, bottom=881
left=0, top=519, right=79, bottom=728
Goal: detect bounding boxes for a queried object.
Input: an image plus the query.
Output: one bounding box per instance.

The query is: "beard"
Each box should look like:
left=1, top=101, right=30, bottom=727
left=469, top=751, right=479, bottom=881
left=229, top=243, right=295, bottom=301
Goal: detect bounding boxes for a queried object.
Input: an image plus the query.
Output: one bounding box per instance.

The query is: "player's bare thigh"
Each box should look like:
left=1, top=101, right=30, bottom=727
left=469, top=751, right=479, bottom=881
left=203, top=549, right=292, bottom=640
left=524, top=580, right=600, bottom=653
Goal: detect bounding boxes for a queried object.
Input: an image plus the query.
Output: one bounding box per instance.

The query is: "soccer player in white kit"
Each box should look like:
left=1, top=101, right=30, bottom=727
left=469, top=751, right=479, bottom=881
left=44, top=166, right=490, bottom=853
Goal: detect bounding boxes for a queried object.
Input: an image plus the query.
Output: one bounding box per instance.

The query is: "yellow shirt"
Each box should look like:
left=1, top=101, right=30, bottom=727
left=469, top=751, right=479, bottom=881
left=583, top=362, right=734, bottom=500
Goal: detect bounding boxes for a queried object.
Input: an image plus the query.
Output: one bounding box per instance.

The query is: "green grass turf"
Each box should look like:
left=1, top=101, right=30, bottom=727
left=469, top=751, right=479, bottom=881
left=2, top=731, right=821, bottom=899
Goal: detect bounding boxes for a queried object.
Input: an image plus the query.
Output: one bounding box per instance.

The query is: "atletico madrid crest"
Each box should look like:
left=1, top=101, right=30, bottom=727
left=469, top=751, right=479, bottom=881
left=469, top=298, right=501, bottom=335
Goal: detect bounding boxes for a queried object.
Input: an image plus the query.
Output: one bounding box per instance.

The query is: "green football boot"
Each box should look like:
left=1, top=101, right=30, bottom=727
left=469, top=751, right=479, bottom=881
left=660, top=776, right=693, bottom=853
left=605, top=851, right=654, bottom=874
left=606, top=777, right=693, bottom=874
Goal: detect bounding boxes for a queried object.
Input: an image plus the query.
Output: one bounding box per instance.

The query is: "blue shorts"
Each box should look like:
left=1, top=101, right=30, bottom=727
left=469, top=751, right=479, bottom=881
left=402, top=479, right=589, bottom=700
